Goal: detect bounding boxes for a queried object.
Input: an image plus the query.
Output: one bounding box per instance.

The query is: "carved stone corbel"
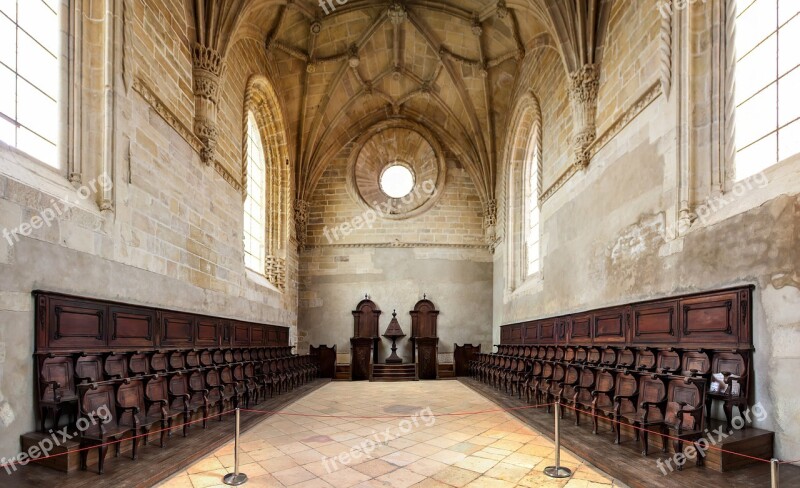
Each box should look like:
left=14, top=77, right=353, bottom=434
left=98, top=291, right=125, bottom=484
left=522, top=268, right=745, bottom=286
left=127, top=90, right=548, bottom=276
left=192, top=44, right=226, bottom=165
left=568, top=64, right=600, bottom=169
left=294, top=199, right=310, bottom=248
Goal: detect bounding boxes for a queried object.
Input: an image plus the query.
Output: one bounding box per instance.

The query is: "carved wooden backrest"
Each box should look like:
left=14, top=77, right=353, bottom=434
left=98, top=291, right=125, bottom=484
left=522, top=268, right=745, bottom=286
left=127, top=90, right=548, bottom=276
left=635, top=349, right=656, bottom=371
left=523, top=346, right=532, bottom=358
left=213, top=350, right=225, bottom=365
left=656, top=349, right=681, bottom=374
left=711, top=351, right=748, bottom=397
left=565, top=366, right=580, bottom=386
left=616, top=348, right=635, bottom=369
left=587, top=348, right=601, bottom=365
left=665, top=379, right=705, bottom=432
left=199, top=350, right=213, bottom=367
left=39, top=355, right=77, bottom=402
left=575, top=347, right=587, bottom=363
left=564, top=347, right=576, bottom=362
left=80, top=384, right=120, bottom=437
left=233, top=349, right=243, bottom=362
left=188, top=371, right=205, bottom=403
left=545, top=347, right=555, bottom=360
left=537, top=347, right=547, bottom=359
left=75, top=354, right=104, bottom=383
left=129, top=352, right=150, bottom=376
left=410, top=299, right=439, bottom=338
left=601, top=347, right=617, bottom=366
left=637, top=376, right=666, bottom=420
left=554, top=347, right=565, bottom=361
left=150, top=352, right=169, bottom=373
left=353, top=299, right=381, bottom=338
left=614, top=372, right=638, bottom=410
left=681, top=350, right=711, bottom=377
left=104, top=353, right=128, bottom=379
left=576, top=368, right=595, bottom=404
left=205, top=369, right=222, bottom=399
left=145, top=376, right=170, bottom=417
left=117, top=379, right=146, bottom=427
left=594, top=371, right=615, bottom=406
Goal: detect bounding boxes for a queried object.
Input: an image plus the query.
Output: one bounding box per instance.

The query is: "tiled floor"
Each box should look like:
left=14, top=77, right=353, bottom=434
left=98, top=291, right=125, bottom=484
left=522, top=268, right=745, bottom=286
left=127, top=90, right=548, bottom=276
left=157, top=381, right=624, bottom=488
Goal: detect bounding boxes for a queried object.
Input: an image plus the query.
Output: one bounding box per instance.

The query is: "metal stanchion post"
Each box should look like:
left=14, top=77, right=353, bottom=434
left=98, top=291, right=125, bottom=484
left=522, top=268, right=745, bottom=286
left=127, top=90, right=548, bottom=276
left=544, top=399, right=572, bottom=479
left=223, top=408, right=248, bottom=486
left=771, top=458, right=779, bottom=488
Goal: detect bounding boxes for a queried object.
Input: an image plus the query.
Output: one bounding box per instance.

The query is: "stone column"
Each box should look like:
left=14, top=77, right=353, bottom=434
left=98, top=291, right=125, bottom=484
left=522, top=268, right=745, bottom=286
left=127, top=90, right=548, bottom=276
left=192, top=44, right=225, bottom=165
left=568, top=64, right=600, bottom=168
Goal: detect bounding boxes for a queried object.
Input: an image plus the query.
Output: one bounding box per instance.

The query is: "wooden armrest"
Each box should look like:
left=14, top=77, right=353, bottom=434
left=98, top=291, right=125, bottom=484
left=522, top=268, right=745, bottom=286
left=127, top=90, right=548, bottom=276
left=614, top=393, right=637, bottom=401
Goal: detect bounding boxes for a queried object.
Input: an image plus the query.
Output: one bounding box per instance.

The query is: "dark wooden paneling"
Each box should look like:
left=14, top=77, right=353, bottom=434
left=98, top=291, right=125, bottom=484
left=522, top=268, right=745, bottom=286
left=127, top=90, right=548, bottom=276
left=632, top=301, right=678, bottom=343
left=538, top=319, right=557, bottom=344
left=195, top=318, right=220, bottom=347
left=160, top=312, right=194, bottom=347
left=108, top=306, right=155, bottom=348
left=250, top=325, right=265, bottom=345
left=508, top=324, right=523, bottom=343
left=592, top=308, right=626, bottom=344
left=568, top=315, right=592, bottom=344
left=48, top=298, right=106, bottom=349
left=680, top=291, right=739, bottom=344
left=232, top=322, right=250, bottom=346
left=523, top=322, right=538, bottom=344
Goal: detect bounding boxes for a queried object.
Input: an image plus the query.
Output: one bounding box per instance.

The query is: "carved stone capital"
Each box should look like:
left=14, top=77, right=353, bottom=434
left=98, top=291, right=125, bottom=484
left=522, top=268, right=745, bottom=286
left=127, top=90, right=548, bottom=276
left=388, top=2, right=407, bottom=25
left=194, top=118, right=218, bottom=165
left=496, top=1, right=509, bottom=19
left=192, top=44, right=225, bottom=78
left=568, top=64, right=600, bottom=168
left=484, top=198, right=498, bottom=244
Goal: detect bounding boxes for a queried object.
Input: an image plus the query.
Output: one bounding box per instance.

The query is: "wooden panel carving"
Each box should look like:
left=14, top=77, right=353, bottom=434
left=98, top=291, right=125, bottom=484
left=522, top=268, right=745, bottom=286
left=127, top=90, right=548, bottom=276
left=232, top=322, right=251, bottom=346
left=108, top=306, right=155, bottom=348
left=523, top=322, right=538, bottom=343
left=569, top=315, right=592, bottom=344
left=593, top=308, right=626, bottom=344
left=48, top=298, right=106, bottom=349
left=632, top=301, right=678, bottom=343
left=680, top=292, right=739, bottom=343
left=195, top=318, right=220, bottom=347
left=160, top=313, right=194, bottom=347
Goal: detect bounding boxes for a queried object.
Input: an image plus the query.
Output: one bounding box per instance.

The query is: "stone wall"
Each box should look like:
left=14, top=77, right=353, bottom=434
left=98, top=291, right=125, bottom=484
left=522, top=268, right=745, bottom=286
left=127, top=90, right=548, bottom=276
left=0, top=2, right=298, bottom=458
left=298, top=150, right=492, bottom=361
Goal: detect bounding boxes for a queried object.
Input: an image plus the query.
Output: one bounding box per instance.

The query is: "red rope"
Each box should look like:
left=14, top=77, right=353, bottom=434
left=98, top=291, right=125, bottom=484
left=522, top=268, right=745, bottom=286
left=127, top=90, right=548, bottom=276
left=556, top=402, right=772, bottom=464
left=239, top=402, right=556, bottom=419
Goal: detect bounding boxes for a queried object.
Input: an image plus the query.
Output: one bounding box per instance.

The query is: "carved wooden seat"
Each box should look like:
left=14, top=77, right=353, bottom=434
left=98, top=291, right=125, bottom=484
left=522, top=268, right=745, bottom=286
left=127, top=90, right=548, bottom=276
left=78, top=382, right=136, bottom=474
left=680, top=350, right=711, bottom=378
left=128, top=352, right=150, bottom=377
left=655, top=348, right=681, bottom=375
left=572, top=367, right=595, bottom=426
left=37, top=354, right=79, bottom=432
left=219, top=365, right=242, bottom=412
left=561, top=365, right=581, bottom=417
left=574, top=347, right=588, bottom=364
left=117, top=378, right=162, bottom=455
left=104, top=352, right=128, bottom=380
left=590, top=370, right=616, bottom=435
left=634, top=348, right=656, bottom=372
left=586, top=347, right=601, bottom=366
left=510, top=359, right=528, bottom=398
left=535, top=361, right=554, bottom=407
left=546, top=363, right=567, bottom=412
left=661, top=378, right=708, bottom=470
left=707, top=351, right=749, bottom=429
left=232, top=364, right=254, bottom=408
left=524, top=358, right=544, bottom=405
left=600, top=347, right=617, bottom=368
left=597, top=372, right=637, bottom=442
left=615, top=374, right=666, bottom=452
left=168, top=369, right=209, bottom=431
left=205, top=368, right=227, bottom=421
left=616, top=348, right=635, bottom=371
left=145, top=373, right=183, bottom=446
left=75, top=353, right=105, bottom=384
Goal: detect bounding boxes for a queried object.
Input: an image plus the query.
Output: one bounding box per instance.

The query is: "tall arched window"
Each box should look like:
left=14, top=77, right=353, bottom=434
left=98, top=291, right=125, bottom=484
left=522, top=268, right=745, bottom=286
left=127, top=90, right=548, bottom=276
left=0, top=0, right=60, bottom=166
left=506, top=93, right=542, bottom=292
left=525, top=144, right=541, bottom=276
left=243, top=111, right=267, bottom=273
left=734, top=0, right=800, bottom=180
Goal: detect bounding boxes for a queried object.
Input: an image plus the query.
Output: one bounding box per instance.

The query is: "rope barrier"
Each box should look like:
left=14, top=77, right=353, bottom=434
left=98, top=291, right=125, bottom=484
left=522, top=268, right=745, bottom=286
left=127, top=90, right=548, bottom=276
left=1, top=398, right=556, bottom=470
left=555, top=402, right=772, bottom=464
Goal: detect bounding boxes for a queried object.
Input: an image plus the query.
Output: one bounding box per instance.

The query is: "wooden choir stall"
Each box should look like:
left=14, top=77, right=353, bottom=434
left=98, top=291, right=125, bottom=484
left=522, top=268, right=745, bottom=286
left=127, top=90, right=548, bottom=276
left=410, top=298, right=439, bottom=380
left=350, top=298, right=381, bottom=381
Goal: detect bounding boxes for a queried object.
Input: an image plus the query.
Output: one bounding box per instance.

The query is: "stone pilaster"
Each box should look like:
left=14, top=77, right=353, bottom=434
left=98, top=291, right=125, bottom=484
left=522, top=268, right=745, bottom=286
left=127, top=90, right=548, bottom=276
left=568, top=64, right=600, bottom=169
left=192, top=44, right=225, bottom=165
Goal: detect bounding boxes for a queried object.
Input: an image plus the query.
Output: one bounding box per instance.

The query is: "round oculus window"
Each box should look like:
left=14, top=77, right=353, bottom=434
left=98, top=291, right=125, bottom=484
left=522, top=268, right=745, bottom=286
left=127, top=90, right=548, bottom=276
left=379, top=164, right=415, bottom=198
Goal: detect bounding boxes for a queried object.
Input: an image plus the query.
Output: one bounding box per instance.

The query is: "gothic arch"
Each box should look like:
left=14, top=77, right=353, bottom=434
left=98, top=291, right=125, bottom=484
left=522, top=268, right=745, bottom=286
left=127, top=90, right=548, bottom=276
left=242, top=75, right=291, bottom=289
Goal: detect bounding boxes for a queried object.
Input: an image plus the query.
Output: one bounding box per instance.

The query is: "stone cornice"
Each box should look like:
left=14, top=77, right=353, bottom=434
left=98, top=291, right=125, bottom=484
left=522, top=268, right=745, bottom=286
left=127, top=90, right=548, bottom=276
left=540, top=81, right=662, bottom=205
left=303, top=241, right=491, bottom=251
